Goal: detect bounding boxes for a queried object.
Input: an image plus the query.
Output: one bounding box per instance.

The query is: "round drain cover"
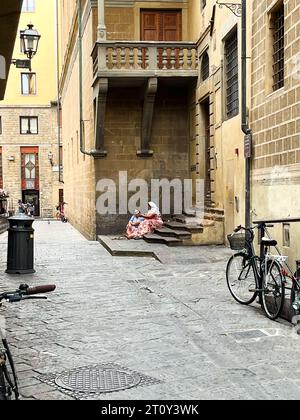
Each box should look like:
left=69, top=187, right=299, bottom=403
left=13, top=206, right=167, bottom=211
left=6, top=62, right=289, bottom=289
left=55, top=365, right=141, bottom=394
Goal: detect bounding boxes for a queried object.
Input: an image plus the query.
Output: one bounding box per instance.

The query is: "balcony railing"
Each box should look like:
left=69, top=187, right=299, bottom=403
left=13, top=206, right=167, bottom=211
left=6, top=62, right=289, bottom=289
left=92, top=41, right=198, bottom=78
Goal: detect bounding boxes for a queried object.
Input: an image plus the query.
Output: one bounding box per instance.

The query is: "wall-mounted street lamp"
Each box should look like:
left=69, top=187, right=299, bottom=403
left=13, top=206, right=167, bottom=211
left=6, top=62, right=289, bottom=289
left=48, top=151, right=54, bottom=166
left=12, top=24, right=41, bottom=72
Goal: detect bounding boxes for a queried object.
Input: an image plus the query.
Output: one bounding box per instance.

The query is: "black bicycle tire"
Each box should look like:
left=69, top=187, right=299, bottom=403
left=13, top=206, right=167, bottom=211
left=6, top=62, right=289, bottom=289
left=226, top=253, right=258, bottom=305
left=291, top=284, right=300, bottom=317
left=261, top=260, right=285, bottom=320
left=0, top=366, right=10, bottom=400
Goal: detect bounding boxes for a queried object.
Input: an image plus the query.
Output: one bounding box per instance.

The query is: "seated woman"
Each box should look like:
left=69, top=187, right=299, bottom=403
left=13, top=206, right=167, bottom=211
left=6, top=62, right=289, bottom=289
left=126, top=210, right=144, bottom=239
left=128, top=202, right=163, bottom=239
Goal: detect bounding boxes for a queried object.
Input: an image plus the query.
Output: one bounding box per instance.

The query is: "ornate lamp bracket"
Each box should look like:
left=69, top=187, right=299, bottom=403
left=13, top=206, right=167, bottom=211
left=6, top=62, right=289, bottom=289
left=216, top=0, right=242, bottom=17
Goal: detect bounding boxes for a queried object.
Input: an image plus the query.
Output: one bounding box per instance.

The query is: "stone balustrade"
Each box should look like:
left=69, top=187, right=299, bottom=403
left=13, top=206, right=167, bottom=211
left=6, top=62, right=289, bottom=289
left=92, top=41, right=198, bottom=78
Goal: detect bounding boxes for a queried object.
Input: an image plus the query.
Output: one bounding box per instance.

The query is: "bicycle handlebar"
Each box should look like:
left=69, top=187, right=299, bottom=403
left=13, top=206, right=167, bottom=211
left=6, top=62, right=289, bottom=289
left=234, top=223, right=275, bottom=234
left=0, top=284, right=56, bottom=303
left=25, top=285, right=56, bottom=295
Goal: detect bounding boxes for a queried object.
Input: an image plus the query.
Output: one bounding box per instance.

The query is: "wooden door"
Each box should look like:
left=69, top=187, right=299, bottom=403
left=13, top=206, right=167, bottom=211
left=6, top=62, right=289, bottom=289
left=141, top=10, right=182, bottom=69
left=141, top=10, right=182, bottom=41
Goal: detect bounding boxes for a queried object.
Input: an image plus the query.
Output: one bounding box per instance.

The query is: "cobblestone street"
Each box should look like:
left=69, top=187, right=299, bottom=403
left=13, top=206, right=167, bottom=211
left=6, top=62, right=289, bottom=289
left=0, top=221, right=300, bottom=400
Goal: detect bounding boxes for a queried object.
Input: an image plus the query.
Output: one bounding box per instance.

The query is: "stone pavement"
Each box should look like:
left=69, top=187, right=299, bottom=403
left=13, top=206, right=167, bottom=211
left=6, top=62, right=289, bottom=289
left=0, top=221, right=300, bottom=400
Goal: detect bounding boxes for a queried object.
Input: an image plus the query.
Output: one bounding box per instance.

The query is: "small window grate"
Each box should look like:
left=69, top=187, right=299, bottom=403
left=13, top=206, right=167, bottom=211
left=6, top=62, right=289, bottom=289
left=272, top=5, right=284, bottom=91
left=225, top=29, right=239, bottom=119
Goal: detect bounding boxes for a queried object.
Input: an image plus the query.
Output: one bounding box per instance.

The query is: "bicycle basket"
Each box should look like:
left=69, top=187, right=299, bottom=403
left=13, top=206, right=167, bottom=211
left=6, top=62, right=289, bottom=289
left=227, top=233, right=246, bottom=251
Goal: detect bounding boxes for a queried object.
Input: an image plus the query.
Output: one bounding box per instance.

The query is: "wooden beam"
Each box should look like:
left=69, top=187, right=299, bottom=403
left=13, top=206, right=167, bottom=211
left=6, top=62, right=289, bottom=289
left=137, top=77, right=157, bottom=158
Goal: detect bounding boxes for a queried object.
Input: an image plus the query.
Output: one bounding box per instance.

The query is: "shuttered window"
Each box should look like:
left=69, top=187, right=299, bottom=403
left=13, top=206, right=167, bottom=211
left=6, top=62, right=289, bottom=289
left=225, top=29, right=239, bottom=119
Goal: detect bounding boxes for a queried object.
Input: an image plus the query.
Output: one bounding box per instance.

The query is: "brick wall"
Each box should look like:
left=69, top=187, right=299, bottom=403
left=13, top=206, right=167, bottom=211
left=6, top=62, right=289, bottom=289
left=106, top=7, right=135, bottom=40
left=0, top=105, right=62, bottom=217
left=251, top=0, right=300, bottom=170
left=95, top=85, right=190, bottom=235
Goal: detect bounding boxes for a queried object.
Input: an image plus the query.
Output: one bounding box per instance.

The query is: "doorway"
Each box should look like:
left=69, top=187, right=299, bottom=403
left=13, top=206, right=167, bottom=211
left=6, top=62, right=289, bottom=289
left=141, top=10, right=182, bottom=69
left=141, top=10, right=182, bottom=41
left=22, top=190, right=40, bottom=216
left=200, top=98, right=211, bottom=206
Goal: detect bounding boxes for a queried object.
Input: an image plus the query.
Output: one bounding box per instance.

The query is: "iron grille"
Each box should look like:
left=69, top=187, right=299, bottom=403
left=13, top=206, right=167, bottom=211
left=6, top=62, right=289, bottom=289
left=225, top=30, right=239, bottom=119
left=272, top=5, right=284, bottom=91
left=201, top=51, right=209, bottom=81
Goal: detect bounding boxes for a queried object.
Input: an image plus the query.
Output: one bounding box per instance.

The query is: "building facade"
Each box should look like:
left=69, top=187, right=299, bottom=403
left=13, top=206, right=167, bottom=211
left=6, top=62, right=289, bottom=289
left=59, top=0, right=300, bottom=250
left=59, top=0, right=253, bottom=241
left=251, top=0, right=300, bottom=263
left=0, top=0, right=63, bottom=218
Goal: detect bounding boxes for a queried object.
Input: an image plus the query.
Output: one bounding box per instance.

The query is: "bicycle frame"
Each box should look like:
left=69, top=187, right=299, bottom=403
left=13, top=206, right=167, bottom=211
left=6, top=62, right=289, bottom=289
left=0, top=324, right=19, bottom=400
left=243, top=223, right=285, bottom=294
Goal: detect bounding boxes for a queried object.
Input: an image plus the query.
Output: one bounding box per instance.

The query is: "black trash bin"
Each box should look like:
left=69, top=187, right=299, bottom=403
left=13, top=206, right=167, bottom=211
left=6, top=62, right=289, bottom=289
left=6, top=214, right=35, bottom=274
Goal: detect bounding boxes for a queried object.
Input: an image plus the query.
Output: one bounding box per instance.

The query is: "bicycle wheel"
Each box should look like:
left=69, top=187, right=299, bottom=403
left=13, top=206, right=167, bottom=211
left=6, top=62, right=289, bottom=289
left=261, top=261, right=285, bottom=320
left=0, top=366, right=11, bottom=400
left=226, top=253, right=258, bottom=305
left=291, top=283, right=300, bottom=317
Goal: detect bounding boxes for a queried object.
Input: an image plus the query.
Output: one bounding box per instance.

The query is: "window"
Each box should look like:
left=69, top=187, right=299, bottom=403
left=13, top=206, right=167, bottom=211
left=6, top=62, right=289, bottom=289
left=201, top=51, right=209, bottom=81
left=0, top=117, right=2, bottom=135
left=21, top=147, right=39, bottom=191
left=21, top=73, right=36, bottom=95
left=20, top=117, right=38, bottom=134
left=271, top=3, right=284, bottom=91
left=22, top=0, right=35, bottom=12
left=224, top=28, right=239, bottom=119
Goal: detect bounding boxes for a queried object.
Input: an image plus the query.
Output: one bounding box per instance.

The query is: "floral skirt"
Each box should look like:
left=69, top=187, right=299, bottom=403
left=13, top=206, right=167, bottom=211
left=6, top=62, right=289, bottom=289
left=127, top=216, right=163, bottom=239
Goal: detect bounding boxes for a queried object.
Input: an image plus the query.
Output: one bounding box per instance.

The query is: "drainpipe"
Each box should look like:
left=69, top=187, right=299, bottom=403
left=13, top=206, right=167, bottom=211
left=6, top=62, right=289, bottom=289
left=241, top=0, right=252, bottom=228
left=77, top=0, right=92, bottom=156
left=56, top=0, right=63, bottom=183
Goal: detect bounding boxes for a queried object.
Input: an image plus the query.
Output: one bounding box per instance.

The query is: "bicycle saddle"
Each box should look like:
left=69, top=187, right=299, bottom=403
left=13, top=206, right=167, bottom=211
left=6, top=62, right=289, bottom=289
left=261, top=237, right=277, bottom=247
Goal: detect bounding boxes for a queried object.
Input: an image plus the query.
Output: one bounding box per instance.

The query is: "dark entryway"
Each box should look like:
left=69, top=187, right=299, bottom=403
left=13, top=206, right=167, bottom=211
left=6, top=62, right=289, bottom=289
left=200, top=97, right=211, bottom=206
left=22, top=190, right=40, bottom=216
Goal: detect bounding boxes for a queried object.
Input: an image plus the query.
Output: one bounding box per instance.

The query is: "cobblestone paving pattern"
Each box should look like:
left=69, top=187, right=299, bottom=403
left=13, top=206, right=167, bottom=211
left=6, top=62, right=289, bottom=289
left=0, top=221, right=299, bottom=400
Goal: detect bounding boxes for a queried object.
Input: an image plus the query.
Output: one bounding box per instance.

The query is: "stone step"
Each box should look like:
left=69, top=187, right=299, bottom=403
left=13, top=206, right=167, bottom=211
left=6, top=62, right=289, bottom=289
left=143, top=233, right=182, bottom=247
left=205, top=207, right=224, bottom=215
left=174, top=215, right=201, bottom=225
left=155, top=227, right=191, bottom=239
left=164, top=221, right=203, bottom=234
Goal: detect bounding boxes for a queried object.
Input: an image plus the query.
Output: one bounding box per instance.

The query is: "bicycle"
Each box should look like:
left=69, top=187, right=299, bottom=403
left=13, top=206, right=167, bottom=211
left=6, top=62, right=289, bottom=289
left=0, top=283, right=56, bottom=400
left=226, top=224, right=286, bottom=320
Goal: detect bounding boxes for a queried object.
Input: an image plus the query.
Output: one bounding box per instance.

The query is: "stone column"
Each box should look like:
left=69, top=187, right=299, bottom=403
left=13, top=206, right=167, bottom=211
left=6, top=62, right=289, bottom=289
left=97, top=0, right=106, bottom=40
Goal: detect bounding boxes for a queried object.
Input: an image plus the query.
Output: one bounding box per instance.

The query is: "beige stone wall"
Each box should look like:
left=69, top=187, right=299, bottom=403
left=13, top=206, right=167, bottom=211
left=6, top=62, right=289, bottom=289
left=193, top=1, right=252, bottom=239
left=0, top=105, right=61, bottom=217
left=251, top=0, right=300, bottom=170
left=95, top=85, right=190, bottom=235
left=251, top=0, right=300, bottom=266
left=106, top=7, right=135, bottom=40
left=60, top=4, right=96, bottom=240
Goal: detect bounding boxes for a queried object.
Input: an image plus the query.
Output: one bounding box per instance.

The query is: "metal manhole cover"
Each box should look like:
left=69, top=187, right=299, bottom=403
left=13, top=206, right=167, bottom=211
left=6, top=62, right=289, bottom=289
left=55, top=365, right=141, bottom=394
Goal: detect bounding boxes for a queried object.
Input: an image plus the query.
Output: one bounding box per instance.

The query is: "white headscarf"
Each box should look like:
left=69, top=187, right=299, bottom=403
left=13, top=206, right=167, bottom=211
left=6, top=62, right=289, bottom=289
left=148, top=202, right=161, bottom=216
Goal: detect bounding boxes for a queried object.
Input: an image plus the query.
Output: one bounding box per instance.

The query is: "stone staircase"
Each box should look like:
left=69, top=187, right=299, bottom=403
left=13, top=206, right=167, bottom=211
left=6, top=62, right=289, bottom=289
left=143, top=206, right=225, bottom=246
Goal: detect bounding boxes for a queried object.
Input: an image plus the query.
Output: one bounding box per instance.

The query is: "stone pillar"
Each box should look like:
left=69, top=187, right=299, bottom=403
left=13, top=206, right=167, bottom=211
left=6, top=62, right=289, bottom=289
left=97, top=0, right=106, bottom=40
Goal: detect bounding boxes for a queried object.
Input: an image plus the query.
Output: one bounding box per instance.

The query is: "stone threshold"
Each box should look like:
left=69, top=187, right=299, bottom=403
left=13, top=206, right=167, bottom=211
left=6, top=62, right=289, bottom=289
left=97, top=235, right=163, bottom=262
